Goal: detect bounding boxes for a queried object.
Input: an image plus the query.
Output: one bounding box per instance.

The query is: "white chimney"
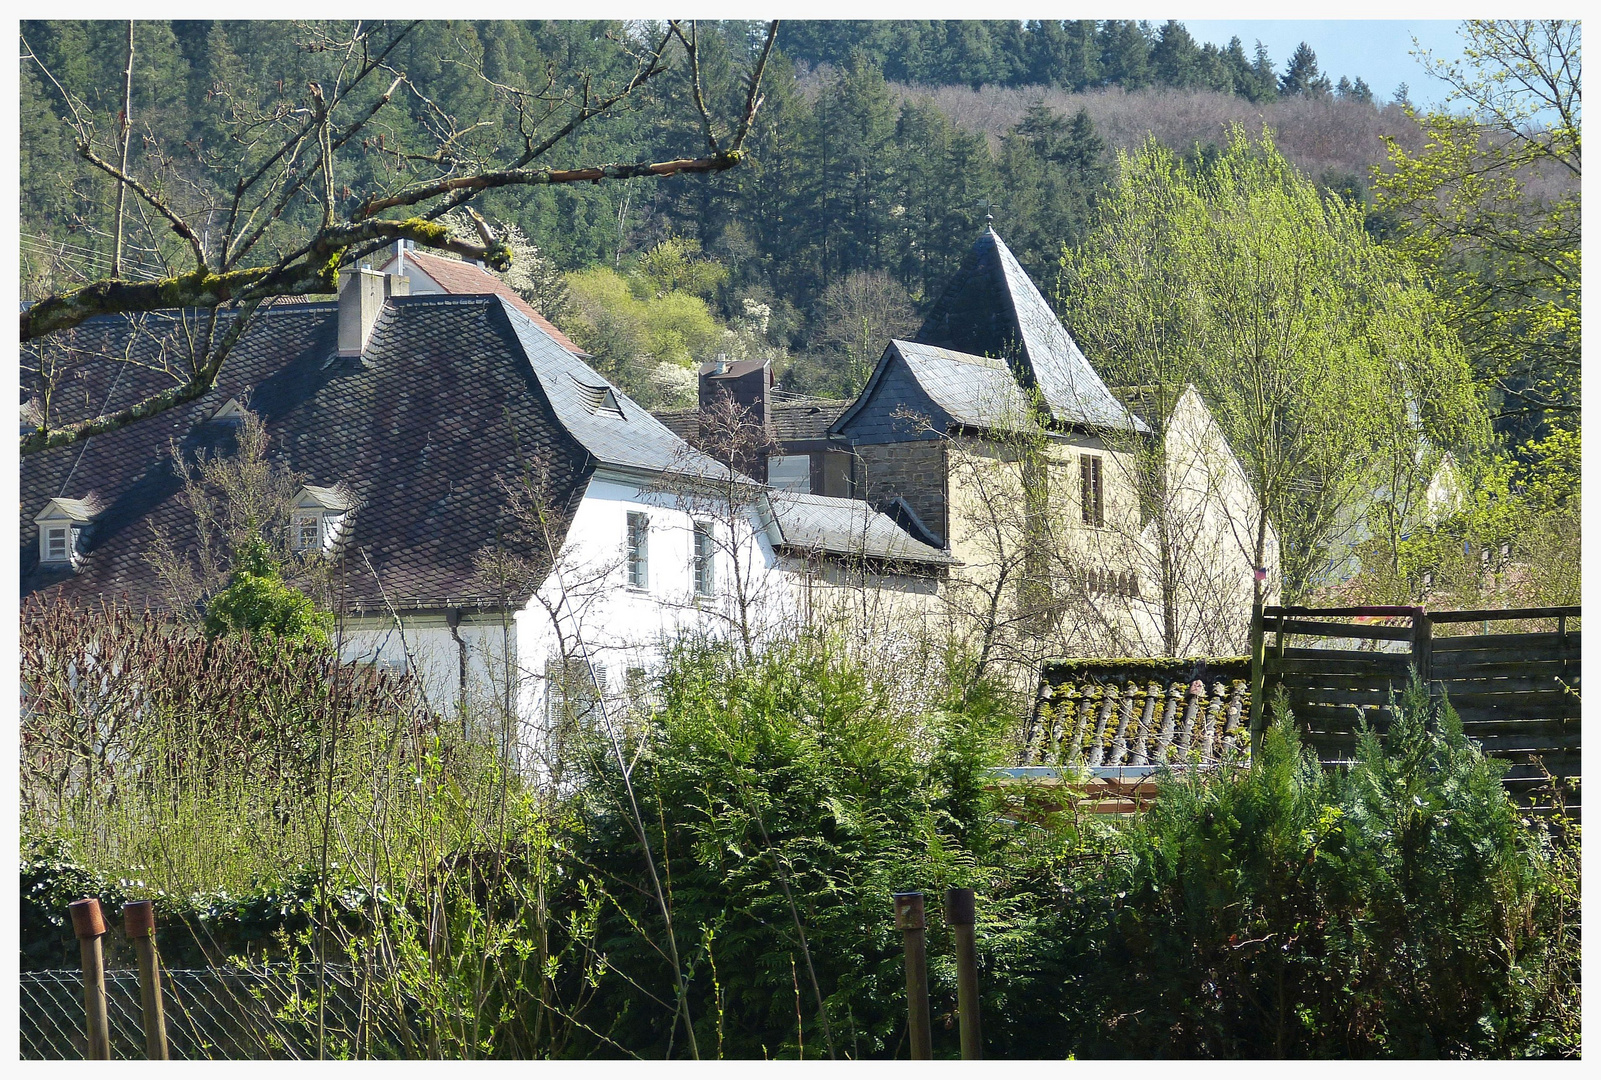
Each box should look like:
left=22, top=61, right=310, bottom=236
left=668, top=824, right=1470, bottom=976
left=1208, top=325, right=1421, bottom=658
left=338, top=266, right=410, bottom=357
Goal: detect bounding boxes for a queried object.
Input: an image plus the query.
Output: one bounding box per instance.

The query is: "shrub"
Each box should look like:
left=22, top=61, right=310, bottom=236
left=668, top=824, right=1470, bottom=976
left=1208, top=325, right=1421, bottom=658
left=1075, top=681, right=1580, bottom=1058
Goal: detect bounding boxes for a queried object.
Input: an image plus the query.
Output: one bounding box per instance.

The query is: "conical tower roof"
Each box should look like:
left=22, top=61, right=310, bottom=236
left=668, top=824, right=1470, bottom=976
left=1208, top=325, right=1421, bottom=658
left=914, top=228, right=1145, bottom=433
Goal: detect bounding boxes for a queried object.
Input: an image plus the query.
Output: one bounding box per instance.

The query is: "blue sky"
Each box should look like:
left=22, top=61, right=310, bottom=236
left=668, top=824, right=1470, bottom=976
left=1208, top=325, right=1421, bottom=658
left=1181, top=20, right=1467, bottom=107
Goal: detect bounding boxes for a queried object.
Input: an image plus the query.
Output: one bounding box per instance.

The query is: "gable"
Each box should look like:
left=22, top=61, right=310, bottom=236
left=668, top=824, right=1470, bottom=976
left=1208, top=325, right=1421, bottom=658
left=915, top=228, right=1146, bottom=434
left=830, top=342, right=953, bottom=445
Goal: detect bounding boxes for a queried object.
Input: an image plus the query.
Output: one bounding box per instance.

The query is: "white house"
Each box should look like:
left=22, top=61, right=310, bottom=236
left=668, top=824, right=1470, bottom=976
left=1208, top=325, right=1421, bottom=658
left=21, top=261, right=950, bottom=770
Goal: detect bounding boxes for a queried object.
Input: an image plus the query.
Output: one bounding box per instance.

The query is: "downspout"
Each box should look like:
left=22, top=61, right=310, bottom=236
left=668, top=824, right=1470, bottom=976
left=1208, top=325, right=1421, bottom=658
left=446, top=607, right=468, bottom=738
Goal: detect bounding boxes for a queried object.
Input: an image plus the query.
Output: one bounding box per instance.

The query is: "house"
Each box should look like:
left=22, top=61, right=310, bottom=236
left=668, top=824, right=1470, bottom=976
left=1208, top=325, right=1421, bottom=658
left=827, top=227, right=1159, bottom=669
left=1115, top=383, right=1282, bottom=655
left=656, top=358, right=855, bottom=497
left=20, top=259, right=949, bottom=766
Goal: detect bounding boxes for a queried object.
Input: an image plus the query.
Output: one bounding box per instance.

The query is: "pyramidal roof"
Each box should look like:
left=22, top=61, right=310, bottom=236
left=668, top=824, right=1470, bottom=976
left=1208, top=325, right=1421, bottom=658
left=914, top=228, right=1146, bottom=433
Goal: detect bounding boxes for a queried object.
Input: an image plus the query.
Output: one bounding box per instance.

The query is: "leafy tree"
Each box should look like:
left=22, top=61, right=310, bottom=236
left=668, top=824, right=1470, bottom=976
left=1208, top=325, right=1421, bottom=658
left=1064, top=127, right=1485, bottom=602
left=18, top=19, right=778, bottom=454
left=1372, top=20, right=1580, bottom=454
left=203, top=538, right=332, bottom=644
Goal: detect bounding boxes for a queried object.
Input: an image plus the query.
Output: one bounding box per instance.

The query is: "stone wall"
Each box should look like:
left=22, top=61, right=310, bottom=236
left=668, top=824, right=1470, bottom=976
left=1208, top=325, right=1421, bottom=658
left=854, top=440, right=949, bottom=544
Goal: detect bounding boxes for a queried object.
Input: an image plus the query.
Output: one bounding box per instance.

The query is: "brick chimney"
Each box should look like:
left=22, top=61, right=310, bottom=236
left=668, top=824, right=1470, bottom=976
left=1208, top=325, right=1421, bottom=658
left=338, top=266, right=410, bottom=357
left=697, top=357, right=771, bottom=426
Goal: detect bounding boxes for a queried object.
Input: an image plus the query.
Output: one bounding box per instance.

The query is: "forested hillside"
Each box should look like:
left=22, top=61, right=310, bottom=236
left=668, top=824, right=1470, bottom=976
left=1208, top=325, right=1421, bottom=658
left=20, top=19, right=1410, bottom=400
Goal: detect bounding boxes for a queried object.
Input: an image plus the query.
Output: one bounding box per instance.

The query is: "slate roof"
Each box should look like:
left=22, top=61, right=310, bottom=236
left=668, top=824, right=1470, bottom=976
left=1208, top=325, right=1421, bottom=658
left=763, top=491, right=955, bottom=568
left=376, top=250, right=588, bottom=358
left=655, top=396, right=850, bottom=445
left=1028, top=658, right=1253, bottom=767
left=912, top=228, right=1146, bottom=434
left=20, top=293, right=723, bottom=613
left=769, top=396, right=850, bottom=442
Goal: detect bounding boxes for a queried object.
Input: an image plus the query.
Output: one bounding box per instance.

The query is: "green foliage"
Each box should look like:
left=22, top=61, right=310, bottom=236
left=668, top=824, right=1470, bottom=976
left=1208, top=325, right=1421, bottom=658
left=1063, top=126, right=1487, bottom=600
left=19, top=623, right=1580, bottom=1058
left=1081, top=686, right=1580, bottom=1057
left=203, top=538, right=333, bottom=644
left=1372, top=20, right=1580, bottom=454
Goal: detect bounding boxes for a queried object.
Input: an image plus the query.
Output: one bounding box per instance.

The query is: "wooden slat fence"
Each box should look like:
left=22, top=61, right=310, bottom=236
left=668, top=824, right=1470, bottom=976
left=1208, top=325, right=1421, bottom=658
left=1250, top=604, right=1580, bottom=813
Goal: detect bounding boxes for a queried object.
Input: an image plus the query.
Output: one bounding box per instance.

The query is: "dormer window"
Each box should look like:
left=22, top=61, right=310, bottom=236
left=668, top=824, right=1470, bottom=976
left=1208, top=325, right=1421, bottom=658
left=211, top=397, right=248, bottom=426
left=45, top=526, right=70, bottom=562
left=290, top=484, right=360, bottom=556
left=293, top=512, right=322, bottom=552
left=34, top=497, right=98, bottom=567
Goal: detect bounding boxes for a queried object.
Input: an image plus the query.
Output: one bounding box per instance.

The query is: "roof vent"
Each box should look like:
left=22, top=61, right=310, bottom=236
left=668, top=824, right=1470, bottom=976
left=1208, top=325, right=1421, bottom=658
left=571, top=376, right=625, bottom=418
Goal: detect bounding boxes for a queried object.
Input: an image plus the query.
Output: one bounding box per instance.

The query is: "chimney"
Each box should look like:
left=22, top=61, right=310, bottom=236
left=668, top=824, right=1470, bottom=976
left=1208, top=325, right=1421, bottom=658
left=338, top=266, right=410, bottom=357
left=697, top=356, right=771, bottom=428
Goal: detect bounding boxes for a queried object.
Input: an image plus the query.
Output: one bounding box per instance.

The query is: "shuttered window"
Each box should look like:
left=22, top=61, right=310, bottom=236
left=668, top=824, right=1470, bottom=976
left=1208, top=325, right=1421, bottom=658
left=627, top=512, right=649, bottom=589
left=1080, top=454, right=1104, bottom=527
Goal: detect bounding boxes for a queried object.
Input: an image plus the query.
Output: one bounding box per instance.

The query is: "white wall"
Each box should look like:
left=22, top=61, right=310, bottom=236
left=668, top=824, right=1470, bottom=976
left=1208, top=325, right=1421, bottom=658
left=1154, top=386, right=1280, bottom=652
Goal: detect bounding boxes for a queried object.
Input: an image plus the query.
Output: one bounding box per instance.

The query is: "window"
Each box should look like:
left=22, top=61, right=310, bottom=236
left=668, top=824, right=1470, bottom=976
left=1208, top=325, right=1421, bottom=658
left=693, top=521, right=716, bottom=596
left=1080, top=454, right=1104, bottom=527
left=293, top=513, right=321, bottom=552
left=546, top=654, right=605, bottom=727
left=768, top=454, right=811, bottom=492
left=45, top=526, right=69, bottom=563
left=626, top=512, right=650, bottom=589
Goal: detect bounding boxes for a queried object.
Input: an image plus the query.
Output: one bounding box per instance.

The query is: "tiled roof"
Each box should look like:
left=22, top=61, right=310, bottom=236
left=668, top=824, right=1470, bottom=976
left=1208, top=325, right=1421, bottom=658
left=1028, top=658, right=1253, bottom=767
left=913, top=228, right=1147, bottom=434
left=764, top=491, right=955, bottom=567
left=20, top=294, right=714, bottom=613
left=654, top=397, right=850, bottom=444
left=883, top=340, right=1035, bottom=432
left=379, top=250, right=588, bottom=358
left=769, top=396, right=849, bottom=441
left=653, top=408, right=699, bottom=441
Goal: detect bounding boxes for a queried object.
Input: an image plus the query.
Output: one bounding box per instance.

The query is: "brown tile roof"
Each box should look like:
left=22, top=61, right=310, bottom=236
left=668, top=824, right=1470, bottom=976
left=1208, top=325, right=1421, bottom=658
left=770, top=396, right=849, bottom=442
left=1028, top=658, right=1253, bottom=767
left=20, top=295, right=722, bottom=614
left=381, top=250, right=587, bottom=358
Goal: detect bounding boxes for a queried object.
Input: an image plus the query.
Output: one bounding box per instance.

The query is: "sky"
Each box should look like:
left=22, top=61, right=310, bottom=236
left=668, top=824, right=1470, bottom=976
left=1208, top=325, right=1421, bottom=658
left=1159, top=20, right=1465, bottom=108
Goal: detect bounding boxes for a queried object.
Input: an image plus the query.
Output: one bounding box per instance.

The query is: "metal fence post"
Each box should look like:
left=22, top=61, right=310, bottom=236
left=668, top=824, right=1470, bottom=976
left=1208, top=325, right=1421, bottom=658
left=124, top=900, right=169, bottom=1059
left=944, top=888, right=982, bottom=1060
left=893, top=892, right=932, bottom=1060
left=69, top=898, right=111, bottom=1060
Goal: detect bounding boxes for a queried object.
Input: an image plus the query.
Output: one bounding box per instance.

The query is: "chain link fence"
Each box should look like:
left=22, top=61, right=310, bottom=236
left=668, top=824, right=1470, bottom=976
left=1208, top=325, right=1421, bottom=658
left=20, top=964, right=418, bottom=1060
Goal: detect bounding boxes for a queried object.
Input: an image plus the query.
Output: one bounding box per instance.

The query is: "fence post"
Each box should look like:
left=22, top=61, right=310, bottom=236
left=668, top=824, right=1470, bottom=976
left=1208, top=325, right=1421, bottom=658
left=123, top=901, right=169, bottom=1060
left=1248, top=598, right=1266, bottom=755
left=69, top=898, right=111, bottom=1060
left=893, top=892, right=932, bottom=1060
left=1412, top=607, right=1433, bottom=700
left=944, top=888, right=982, bottom=1060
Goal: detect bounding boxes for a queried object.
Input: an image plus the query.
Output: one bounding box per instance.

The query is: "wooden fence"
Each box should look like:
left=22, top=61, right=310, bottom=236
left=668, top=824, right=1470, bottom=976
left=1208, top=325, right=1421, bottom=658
left=1250, top=604, right=1580, bottom=812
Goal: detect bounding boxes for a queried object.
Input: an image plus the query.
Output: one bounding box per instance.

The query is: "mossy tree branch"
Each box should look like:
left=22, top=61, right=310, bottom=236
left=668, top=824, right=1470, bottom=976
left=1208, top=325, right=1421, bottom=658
left=20, top=20, right=778, bottom=457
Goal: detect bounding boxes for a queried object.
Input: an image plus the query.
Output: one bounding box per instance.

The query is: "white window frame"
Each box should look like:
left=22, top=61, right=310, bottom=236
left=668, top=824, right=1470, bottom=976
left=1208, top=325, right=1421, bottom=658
left=692, top=520, right=717, bottom=597
left=292, top=512, right=323, bottom=553
left=767, top=453, right=811, bottom=492
left=626, top=512, right=650, bottom=590
left=43, top=525, right=71, bottom=564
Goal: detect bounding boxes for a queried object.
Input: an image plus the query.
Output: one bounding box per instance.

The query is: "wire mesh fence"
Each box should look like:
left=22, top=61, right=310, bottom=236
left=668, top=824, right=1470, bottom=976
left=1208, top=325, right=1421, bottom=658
left=20, top=963, right=419, bottom=1060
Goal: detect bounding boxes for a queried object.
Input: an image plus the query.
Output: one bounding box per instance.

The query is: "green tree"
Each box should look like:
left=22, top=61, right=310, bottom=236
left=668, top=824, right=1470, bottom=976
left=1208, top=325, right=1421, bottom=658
left=203, top=538, right=332, bottom=644
left=1064, top=128, right=1485, bottom=602
left=1372, top=20, right=1579, bottom=454
left=1279, top=41, right=1331, bottom=97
